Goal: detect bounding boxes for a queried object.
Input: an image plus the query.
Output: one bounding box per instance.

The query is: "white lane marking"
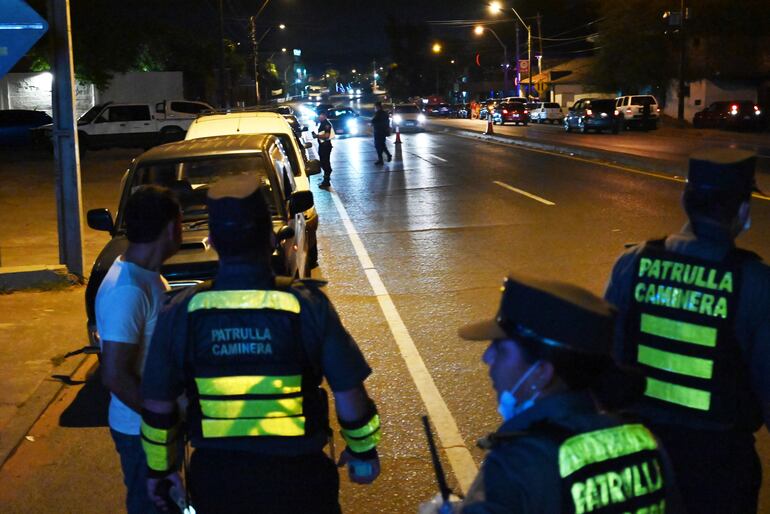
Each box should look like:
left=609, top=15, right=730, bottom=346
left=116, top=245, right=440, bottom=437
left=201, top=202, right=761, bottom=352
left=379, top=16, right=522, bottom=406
left=329, top=189, right=478, bottom=494
left=492, top=180, right=556, bottom=206
left=425, top=153, right=448, bottom=162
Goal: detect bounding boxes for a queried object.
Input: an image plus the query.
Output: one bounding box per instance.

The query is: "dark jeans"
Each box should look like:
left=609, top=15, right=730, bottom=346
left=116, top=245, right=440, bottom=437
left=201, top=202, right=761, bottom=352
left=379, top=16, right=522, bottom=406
left=374, top=135, right=390, bottom=161
left=650, top=424, right=761, bottom=514
left=188, top=448, right=341, bottom=514
left=318, top=143, right=332, bottom=183
left=111, top=429, right=161, bottom=514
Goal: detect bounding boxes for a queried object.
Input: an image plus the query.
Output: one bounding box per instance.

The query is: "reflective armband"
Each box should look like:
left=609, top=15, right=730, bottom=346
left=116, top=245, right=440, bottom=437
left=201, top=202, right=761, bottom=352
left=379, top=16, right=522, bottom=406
left=339, top=403, right=381, bottom=456
left=141, top=409, right=181, bottom=476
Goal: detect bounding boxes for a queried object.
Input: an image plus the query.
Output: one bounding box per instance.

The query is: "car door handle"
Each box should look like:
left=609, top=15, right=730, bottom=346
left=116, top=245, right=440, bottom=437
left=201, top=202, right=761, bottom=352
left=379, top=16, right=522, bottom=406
left=119, top=123, right=126, bottom=127
left=144, top=122, right=150, bottom=126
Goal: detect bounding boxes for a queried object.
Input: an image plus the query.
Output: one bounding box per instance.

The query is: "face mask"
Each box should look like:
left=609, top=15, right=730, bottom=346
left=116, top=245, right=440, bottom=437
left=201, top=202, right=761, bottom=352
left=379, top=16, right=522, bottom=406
left=497, top=361, right=541, bottom=422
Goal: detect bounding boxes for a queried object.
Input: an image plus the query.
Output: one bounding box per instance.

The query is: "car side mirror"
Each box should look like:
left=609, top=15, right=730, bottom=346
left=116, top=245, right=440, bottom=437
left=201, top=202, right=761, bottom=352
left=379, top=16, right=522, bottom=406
left=276, top=225, right=295, bottom=243
left=306, top=159, right=321, bottom=176
left=289, top=190, right=314, bottom=215
left=87, top=208, right=114, bottom=233
left=304, top=142, right=313, bottom=150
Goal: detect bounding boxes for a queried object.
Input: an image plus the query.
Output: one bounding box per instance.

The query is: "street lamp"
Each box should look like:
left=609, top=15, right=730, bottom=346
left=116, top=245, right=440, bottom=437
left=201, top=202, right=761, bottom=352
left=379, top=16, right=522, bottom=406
left=432, top=42, right=442, bottom=54
left=489, top=2, right=532, bottom=98
left=473, top=25, right=509, bottom=95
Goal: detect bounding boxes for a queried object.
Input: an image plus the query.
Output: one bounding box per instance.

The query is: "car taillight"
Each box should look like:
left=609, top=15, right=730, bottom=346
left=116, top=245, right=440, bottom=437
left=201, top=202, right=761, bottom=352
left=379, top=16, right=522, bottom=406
left=614, top=109, right=619, bottom=116
left=523, top=110, right=528, bottom=114
left=731, top=104, right=739, bottom=115
left=656, top=107, right=660, bottom=112
left=586, top=109, right=593, bottom=117
left=502, top=109, right=508, bottom=114
left=626, top=108, right=632, bottom=115
left=755, top=105, right=762, bottom=115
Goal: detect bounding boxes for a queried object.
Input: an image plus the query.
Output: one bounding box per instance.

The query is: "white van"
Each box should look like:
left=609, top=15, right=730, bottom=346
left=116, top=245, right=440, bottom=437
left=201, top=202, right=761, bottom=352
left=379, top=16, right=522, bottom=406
left=185, top=111, right=321, bottom=266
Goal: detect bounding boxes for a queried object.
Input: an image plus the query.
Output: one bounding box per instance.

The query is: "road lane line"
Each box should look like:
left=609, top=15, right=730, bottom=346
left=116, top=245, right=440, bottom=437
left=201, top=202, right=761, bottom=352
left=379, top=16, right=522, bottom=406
left=425, top=153, right=448, bottom=162
left=329, top=189, right=478, bottom=494
left=493, top=180, right=556, bottom=206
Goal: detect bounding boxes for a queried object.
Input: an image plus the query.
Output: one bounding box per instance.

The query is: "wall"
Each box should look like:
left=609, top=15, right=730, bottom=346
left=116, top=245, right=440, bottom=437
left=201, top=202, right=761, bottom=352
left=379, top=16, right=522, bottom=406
left=552, top=84, right=615, bottom=108
left=0, top=72, right=94, bottom=115
left=96, top=71, right=184, bottom=105
left=664, top=79, right=758, bottom=122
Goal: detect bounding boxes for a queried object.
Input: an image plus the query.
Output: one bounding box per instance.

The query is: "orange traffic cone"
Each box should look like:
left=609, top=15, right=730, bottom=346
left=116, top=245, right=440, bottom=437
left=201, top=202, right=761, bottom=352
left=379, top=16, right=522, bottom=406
left=484, top=116, right=494, bottom=135
left=394, top=125, right=402, bottom=145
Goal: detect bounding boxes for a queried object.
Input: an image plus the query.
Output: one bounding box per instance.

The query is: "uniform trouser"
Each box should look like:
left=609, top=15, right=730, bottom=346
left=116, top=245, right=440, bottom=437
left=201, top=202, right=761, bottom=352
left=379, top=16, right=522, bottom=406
left=650, top=423, right=760, bottom=514
left=374, top=135, right=390, bottom=161
left=188, top=448, right=341, bottom=514
left=318, top=143, right=332, bottom=183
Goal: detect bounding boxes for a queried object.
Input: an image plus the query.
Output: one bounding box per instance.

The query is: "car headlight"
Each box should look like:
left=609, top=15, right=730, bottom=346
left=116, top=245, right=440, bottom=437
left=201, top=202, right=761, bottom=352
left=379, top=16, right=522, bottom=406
left=346, top=119, right=357, bottom=129
left=393, top=114, right=403, bottom=124
left=417, top=114, right=426, bottom=123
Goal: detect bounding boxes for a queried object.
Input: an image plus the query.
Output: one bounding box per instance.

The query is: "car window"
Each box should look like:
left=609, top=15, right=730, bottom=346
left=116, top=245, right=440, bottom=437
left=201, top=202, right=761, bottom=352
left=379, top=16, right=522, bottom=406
left=630, top=96, right=656, bottom=106
left=108, top=105, right=151, bottom=122
left=591, top=100, right=616, bottom=111
left=131, top=154, right=278, bottom=221
left=545, top=103, right=560, bottom=108
left=395, top=105, right=420, bottom=114
left=572, top=101, right=583, bottom=110
left=170, top=101, right=209, bottom=114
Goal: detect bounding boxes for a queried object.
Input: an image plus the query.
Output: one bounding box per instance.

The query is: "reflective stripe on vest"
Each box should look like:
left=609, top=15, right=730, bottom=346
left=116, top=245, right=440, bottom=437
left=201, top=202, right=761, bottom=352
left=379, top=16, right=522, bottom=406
left=201, top=416, right=306, bottom=438
left=188, top=290, right=300, bottom=314
left=559, top=424, right=658, bottom=479
left=640, top=313, right=716, bottom=347
left=195, top=375, right=302, bottom=396
left=645, top=377, right=711, bottom=411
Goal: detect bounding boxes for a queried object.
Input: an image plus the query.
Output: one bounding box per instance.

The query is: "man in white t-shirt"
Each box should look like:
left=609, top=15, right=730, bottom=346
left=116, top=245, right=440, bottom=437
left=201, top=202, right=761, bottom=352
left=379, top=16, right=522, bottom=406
left=96, top=185, right=182, bottom=514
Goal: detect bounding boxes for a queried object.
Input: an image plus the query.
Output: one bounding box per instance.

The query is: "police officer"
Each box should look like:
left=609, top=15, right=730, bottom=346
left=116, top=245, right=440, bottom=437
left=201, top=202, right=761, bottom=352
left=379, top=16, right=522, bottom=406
left=371, top=101, right=392, bottom=165
left=605, top=148, right=770, bottom=514
left=454, top=274, right=681, bottom=513
left=140, top=175, right=381, bottom=513
left=314, top=110, right=334, bottom=190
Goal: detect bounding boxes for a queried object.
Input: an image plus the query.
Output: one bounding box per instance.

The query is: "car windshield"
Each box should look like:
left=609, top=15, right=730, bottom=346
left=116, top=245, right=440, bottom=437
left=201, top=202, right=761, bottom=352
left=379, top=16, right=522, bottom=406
left=545, top=102, right=560, bottom=108
left=129, top=154, right=279, bottom=225
left=78, top=104, right=104, bottom=124
left=590, top=100, right=616, bottom=111
left=329, top=109, right=354, bottom=118
left=395, top=105, right=420, bottom=114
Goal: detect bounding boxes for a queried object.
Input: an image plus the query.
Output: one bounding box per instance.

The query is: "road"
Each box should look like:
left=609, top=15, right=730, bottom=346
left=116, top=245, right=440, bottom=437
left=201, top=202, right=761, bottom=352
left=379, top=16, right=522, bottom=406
left=1, top=126, right=770, bottom=513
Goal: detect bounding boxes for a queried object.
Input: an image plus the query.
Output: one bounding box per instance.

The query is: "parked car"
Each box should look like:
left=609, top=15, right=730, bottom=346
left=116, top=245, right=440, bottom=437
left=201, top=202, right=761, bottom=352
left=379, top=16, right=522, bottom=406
left=425, top=103, right=451, bottom=117
left=83, top=134, right=315, bottom=351
left=392, top=104, right=426, bottom=131
left=693, top=101, right=765, bottom=131
left=185, top=111, right=321, bottom=267
left=502, top=96, right=528, bottom=104
left=615, top=95, right=660, bottom=130
left=325, top=107, right=361, bottom=136
left=492, top=102, right=530, bottom=126
left=564, top=98, right=621, bottom=134
left=0, top=109, right=52, bottom=146
left=34, top=100, right=213, bottom=152
left=528, top=102, right=564, bottom=124
left=479, top=99, right=499, bottom=120
left=450, top=104, right=469, bottom=118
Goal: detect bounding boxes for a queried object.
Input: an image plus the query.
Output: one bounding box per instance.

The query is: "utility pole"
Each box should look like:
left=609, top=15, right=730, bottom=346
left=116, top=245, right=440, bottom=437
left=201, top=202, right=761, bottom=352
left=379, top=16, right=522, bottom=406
left=677, top=0, right=687, bottom=123
left=47, top=0, right=84, bottom=277
left=251, top=16, right=260, bottom=105
left=527, top=24, right=532, bottom=100
left=515, top=24, right=521, bottom=96
left=218, top=0, right=227, bottom=107
left=536, top=13, right=544, bottom=100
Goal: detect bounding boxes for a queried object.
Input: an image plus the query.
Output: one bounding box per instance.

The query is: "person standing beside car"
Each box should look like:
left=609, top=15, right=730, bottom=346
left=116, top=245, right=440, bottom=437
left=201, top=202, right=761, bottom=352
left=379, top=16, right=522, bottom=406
left=371, top=101, right=392, bottom=165
left=96, top=185, right=182, bottom=514
left=141, top=175, right=381, bottom=514
left=314, top=110, right=334, bottom=190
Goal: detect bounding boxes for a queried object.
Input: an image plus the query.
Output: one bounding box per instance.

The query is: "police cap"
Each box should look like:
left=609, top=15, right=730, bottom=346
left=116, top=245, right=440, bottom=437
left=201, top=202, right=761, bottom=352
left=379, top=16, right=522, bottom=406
left=207, top=175, right=272, bottom=254
left=687, top=148, right=760, bottom=196
left=458, top=274, right=616, bottom=357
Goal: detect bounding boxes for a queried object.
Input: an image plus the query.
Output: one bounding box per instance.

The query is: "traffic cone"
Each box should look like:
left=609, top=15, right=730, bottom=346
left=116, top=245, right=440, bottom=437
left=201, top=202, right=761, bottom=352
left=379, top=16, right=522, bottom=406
left=484, top=116, right=494, bottom=135
left=394, top=125, right=402, bottom=145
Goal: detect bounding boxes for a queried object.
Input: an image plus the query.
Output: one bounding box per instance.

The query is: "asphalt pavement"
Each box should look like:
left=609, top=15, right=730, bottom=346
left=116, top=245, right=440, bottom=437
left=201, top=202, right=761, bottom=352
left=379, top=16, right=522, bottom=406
left=1, top=125, right=770, bottom=512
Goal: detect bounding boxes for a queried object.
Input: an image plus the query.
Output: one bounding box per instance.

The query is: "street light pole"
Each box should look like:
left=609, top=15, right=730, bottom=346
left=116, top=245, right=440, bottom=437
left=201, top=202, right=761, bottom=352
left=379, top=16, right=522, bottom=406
left=515, top=24, right=520, bottom=96
left=489, top=2, right=532, bottom=98
left=474, top=25, right=509, bottom=96
left=250, top=0, right=272, bottom=105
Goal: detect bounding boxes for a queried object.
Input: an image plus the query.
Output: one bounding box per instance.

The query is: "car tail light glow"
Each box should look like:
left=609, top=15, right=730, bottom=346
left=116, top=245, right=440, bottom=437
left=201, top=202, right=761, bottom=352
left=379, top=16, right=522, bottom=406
left=656, top=107, right=660, bottom=112
left=731, top=104, right=739, bottom=115
left=586, top=109, right=593, bottom=117
left=614, top=109, right=619, bottom=116
left=755, top=105, right=761, bottom=115
left=502, top=109, right=508, bottom=114
left=524, top=110, right=528, bottom=114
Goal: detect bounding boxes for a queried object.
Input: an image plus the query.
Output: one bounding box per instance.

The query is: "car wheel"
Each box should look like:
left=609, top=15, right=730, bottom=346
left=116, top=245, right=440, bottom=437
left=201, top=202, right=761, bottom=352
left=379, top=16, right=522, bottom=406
left=500, top=120, right=505, bottom=126
left=77, top=132, right=88, bottom=155
left=578, top=121, right=587, bottom=134
left=564, top=120, right=572, bottom=133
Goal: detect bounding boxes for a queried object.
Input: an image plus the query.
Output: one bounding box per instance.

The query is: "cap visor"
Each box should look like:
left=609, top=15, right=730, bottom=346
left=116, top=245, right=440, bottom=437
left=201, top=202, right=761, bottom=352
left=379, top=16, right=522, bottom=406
left=458, top=319, right=507, bottom=341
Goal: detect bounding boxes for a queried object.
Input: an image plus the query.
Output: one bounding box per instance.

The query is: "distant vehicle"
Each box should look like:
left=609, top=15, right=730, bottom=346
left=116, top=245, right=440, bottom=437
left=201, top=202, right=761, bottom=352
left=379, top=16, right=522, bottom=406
left=501, top=96, right=528, bottom=104
left=693, top=101, right=765, bottom=131
left=307, top=85, right=323, bottom=102
left=0, top=109, right=52, bottom=146
left=84, top=134, right=316, bottom=351
left=185, top=111, right=321, bottom=267
left=479, top=99, right=500, bottom=120
left=492, top=102, right=530, bottom=126
left=615, top=95, right=660, bottom=130
left=528, top=102, right=564, bottom=124
left=425, top=103, right=451, bottom=117
left=34, top=100, right=213, bottom=151
left=564, top=98, right=620, bottom=134
left=325, top=107, right=361, bottom=136
left=392, top=104, right=426, bottom=131
left=450, top=104, right=469, bottom=119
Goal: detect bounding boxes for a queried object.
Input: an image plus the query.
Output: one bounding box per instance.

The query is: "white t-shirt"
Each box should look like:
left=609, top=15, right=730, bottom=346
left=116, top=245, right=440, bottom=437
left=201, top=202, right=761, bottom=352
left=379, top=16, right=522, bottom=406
left=95, top=256, right=168, bottom=435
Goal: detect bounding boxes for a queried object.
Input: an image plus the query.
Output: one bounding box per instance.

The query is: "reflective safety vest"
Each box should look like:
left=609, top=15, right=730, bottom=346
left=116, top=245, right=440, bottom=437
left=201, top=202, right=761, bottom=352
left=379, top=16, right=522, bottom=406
left=559, top=424, right=667, bottom=514
left=184, top=287, right=327, bottom=443
left=623, top=240, right=760, bottom=429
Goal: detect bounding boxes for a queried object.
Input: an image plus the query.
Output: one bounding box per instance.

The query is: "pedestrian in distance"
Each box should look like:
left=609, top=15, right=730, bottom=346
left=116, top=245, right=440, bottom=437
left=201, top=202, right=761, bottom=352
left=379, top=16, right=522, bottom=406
left=140, top=175, right=381, bottom=514
left=96, top=185, right=182, bottom=514
left=432, top=274, right=682, bottom=513
left=313, top=110, right=334, bottom=190
left=605, top=148, right=770, bottom=514
left=371, top=101, right=392, bottom=165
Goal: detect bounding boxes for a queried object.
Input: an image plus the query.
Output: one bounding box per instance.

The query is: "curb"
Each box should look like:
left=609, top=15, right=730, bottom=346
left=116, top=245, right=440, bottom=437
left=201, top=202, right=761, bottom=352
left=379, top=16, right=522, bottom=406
left=432, top=124, right=689, bottom=180
left=0, top=264, right=80, bottom=292
left=0, top=352, right=99, bottom=469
